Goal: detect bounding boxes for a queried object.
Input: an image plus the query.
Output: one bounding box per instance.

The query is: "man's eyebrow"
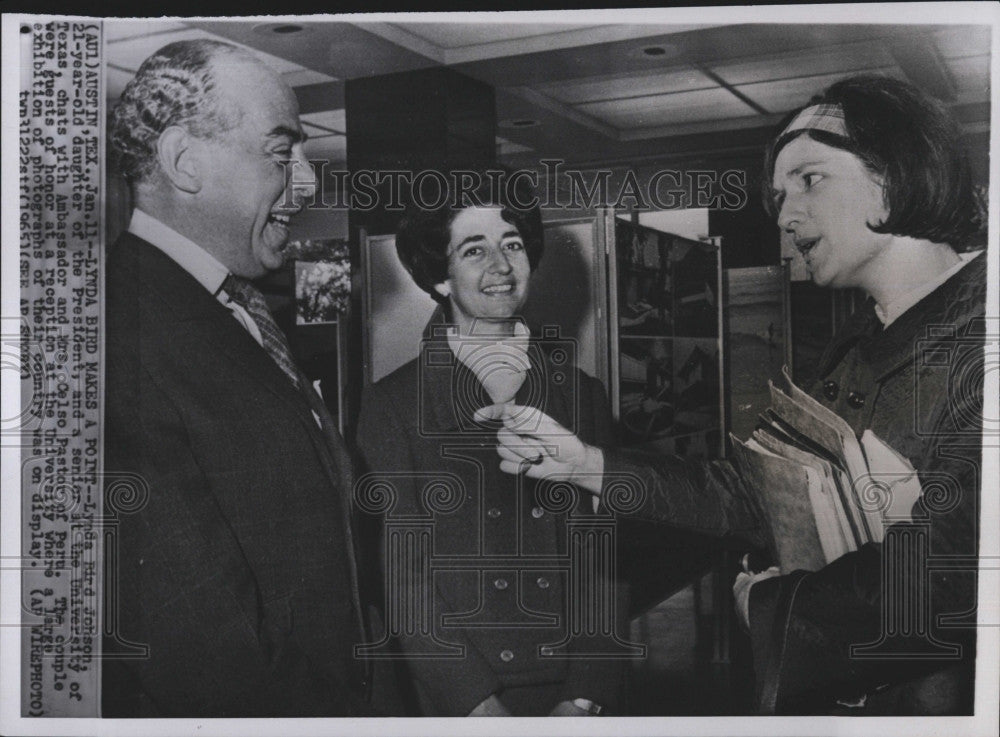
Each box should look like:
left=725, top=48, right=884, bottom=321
left=267, top=126, right=307, bottom=144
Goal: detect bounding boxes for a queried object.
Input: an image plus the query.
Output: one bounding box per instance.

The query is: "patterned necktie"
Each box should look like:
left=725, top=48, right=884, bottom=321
left=222, top=274, right=301, bottom=390
left=223, top=274, right=366, bottom=648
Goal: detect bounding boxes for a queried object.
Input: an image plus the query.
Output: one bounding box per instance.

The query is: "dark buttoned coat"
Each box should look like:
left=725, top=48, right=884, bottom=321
left=356, top=313, right=629, bottom=716
left=605, top=253, right=987, bottom=714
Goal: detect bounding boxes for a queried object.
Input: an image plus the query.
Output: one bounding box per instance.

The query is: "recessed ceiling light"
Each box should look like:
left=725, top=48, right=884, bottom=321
left=499, top=118, right=540, bottom=129
left=629, top=43, right=679, bottom=60
left=253, top=23, right=308, bottom=36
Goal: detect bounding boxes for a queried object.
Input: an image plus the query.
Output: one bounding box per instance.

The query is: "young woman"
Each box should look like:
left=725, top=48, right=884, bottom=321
left=356, top=175, right=628, bottom=716
left=489, top=75, right=988, bottom=714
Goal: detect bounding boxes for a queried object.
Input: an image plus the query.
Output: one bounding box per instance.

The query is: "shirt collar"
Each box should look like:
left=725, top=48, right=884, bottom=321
left=127, top=208, right=231, bottom=296
left=874, top=250, right=983, bottom=328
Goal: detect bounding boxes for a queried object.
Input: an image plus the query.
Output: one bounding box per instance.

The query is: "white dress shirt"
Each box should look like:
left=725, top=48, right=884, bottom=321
left=127, top=208, right=263, bottom=346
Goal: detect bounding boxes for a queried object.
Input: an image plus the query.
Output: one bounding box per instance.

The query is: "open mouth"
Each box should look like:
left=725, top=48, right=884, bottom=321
left=482, top=284, right=515, bottom=295
left=267, top=213, right=292, bottom=227
left=795, top=237, right=819, bottom=256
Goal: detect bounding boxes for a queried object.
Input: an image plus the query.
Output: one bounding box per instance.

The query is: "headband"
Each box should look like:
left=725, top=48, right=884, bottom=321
left=779, top=103, right=849, bottom=140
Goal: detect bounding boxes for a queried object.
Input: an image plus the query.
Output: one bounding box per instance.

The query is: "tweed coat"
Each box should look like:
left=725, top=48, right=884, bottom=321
left=103, top=233, right=373, bottom=716
left=356, top=311, right=629, bottom=716
left=604, top=253, right=987, bottom=714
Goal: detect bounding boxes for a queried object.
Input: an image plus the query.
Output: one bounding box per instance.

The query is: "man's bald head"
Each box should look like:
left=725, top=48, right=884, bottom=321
left=109, top=39, right=263, bottom=184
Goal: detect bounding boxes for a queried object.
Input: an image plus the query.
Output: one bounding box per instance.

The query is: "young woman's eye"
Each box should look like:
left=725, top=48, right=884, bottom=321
left=461, top=246, right=483, bottom=258
left=803, top=172, right=825, bottom=188
left=504, top=240, right=525, bottom=251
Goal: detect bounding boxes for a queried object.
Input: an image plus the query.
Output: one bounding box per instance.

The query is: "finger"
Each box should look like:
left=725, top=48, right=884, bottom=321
left=473, top=403, right=509, bottom=423
left=497, top=443, right=543, bottom=465
left=496, top=427, right=548, bottom=456
left=499, top=459, right=541, bottom=476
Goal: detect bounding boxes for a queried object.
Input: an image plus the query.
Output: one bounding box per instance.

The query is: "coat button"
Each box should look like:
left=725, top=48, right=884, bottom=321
left=823, top=380, right=839, bottom=401
left=494, top=578, right=508, bottom=590
left=847, top=391, right=866, bottom=409
left=487, top=507, right=501, bottom=519
left=536, top=576, right=550, bottom=589
left=531, top=506, right=544, bottom=519
left=500, top=649, right=514, bottom=662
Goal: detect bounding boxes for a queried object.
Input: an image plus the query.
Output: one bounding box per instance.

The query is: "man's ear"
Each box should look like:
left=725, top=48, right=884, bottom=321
left=156, top=125, right=201, bottom=194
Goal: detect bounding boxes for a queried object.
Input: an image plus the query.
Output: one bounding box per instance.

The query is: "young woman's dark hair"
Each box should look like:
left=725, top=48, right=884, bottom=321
left=395, top=169, right=544, bottom=305
left=763, top=75, right=985, bottom=249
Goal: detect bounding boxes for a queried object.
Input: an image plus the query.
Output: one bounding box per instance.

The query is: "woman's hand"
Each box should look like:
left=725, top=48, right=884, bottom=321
left=475, top=404, right=605, bottom=495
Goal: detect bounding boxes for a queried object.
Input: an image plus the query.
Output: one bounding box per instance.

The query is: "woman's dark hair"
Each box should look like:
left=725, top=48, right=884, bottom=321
left=395, top=169, right=544, bottom=304
left=763, top=75, right=985, bottom=249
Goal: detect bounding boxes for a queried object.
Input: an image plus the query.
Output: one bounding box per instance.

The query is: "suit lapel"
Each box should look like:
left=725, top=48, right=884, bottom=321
left=119, top=234, right=367, bottom=643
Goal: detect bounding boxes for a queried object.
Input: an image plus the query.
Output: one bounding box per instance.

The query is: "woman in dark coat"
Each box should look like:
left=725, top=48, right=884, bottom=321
left=355, top=175, right=630, bottom=716
left=489, top=75, right=988, bottom=715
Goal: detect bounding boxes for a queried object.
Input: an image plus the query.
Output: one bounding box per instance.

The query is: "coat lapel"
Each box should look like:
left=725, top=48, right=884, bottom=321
left=119, top=234, right=367, bottom=646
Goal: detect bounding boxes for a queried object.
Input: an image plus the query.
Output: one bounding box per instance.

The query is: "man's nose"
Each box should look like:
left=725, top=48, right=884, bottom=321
left=287, top=144, right=317, bottom=206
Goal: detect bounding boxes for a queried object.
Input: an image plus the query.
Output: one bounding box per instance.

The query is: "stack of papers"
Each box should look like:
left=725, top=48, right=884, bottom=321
left=730, top=367, right=921, bottom=573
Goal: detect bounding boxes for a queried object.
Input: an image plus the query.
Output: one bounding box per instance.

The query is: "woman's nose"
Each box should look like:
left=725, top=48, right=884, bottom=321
left=488, top=247, right=512, bottom=273
left=777, top=193, right=804, bottom=232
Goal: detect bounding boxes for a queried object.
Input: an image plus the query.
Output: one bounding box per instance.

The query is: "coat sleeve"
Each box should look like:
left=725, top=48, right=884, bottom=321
left=600, top=443, right=767, bottom=547
left=105, top=360, right=374, bottom=717
left=355, top=384, right=503, bottom=716
left=554, top=374, right=629, bottom=712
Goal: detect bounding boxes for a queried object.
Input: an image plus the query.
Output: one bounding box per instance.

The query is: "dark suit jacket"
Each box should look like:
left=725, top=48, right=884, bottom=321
left=356, top=312, right=629, bottom=716
left=103, top=232, right=372, bottom=717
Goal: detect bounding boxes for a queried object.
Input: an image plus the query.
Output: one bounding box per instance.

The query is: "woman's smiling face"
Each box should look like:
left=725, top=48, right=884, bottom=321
left=772, top=135, right=893, bottom=290
left=434, top=206, right=531, bottom=331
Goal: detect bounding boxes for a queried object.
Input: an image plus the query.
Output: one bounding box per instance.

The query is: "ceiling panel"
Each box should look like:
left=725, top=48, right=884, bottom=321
left=303, top=133, right=346, bottom=163
left=577, top=86, right=755, bottom=128
left=536, top=66, right=714, bottom=105
left=301, top=109, right=345, bottom=130
left=106, top=26, right=318, bottom=77
left=104, top=19, right=187, bottom=43
left=388, top=21, right=591, bottom=49
left=932, top=26, right=992, bottom=59
left=106, top=66, right=136, bottom=102
left=282, top=68, right=338, bottom=88
left=733, top=67, right=902, bottom=114
left=710, top=41, right=895, bottom=86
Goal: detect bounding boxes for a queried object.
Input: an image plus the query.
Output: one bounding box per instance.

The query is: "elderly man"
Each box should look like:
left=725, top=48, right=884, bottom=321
left=103, top=39, right=376, bottom=717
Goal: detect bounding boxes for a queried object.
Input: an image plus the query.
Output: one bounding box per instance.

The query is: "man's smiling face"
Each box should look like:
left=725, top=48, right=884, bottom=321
left=192, top=54, right=315, bottom=278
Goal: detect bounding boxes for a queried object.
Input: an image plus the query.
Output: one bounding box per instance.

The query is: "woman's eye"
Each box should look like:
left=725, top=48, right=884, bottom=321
left=504, top=240, right=525, bottom=251
left=461, top=246, right=483, bottom=258
left=803, top=172, right=824, bottom=188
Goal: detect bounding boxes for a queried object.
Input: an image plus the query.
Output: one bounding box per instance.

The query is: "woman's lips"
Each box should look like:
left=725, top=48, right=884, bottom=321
left=482, top=283, right=515, bottom=294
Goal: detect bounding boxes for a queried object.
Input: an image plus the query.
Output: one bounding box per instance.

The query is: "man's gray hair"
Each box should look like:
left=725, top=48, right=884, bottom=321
left=109, top=39, right=248, bottom=183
